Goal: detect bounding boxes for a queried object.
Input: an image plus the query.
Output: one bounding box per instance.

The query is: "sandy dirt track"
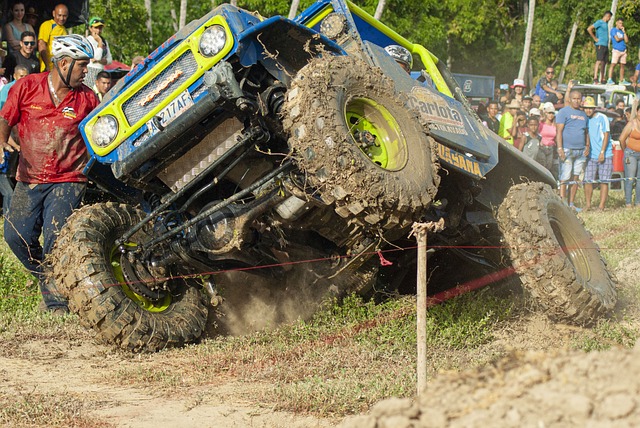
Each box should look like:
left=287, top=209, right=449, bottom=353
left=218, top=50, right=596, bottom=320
left=2, top=256, right=640, bottom=427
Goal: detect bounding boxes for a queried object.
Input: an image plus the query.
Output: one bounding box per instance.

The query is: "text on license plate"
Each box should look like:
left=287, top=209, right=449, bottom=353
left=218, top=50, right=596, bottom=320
left=146, top=90, right=194, bottom=136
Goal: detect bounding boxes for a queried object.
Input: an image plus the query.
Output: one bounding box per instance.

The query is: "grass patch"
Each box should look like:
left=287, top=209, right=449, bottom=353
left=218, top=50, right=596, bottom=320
left=573, top=318, right=639, bottom=352
left=0, top=391, right=113, bottom=428
left=578, top=190, right=640, bottom=268
left=113, top=291, right=513, bottom=415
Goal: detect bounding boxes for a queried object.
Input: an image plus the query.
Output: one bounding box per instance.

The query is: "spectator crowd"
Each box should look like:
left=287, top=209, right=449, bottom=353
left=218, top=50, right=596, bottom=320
left=478, top=9, right=640, bottom=213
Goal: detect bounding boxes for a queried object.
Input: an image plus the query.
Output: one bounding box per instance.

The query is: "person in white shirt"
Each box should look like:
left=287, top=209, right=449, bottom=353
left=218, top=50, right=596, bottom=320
left=85, top=16, right=112, bottom=88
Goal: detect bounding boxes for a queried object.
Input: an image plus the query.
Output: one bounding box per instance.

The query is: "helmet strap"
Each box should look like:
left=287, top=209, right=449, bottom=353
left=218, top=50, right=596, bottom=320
left=53, top=58, right=75, bottom=89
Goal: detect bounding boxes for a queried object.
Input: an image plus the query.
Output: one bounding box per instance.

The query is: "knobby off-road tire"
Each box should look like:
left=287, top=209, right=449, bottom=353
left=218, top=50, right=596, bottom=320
left=497, top=182, right=617, bottom=324
left=51, top=202, right=208, bottom=352
left=283, top=56, right=440, bottom=230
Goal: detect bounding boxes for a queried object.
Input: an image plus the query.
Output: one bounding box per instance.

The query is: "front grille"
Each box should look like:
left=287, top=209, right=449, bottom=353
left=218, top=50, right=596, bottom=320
left=122, top=50, right=199, bottom=125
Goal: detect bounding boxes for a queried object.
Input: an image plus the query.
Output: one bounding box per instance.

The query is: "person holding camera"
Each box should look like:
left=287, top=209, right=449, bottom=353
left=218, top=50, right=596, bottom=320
left=607, top=18, right=630, bottom=85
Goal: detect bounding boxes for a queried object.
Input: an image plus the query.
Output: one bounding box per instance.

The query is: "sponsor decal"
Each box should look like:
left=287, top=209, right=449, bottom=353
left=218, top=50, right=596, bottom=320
left=436, top=142, right=481, bottom=177
left=29, top=105, right=43, bottom=110
left=408, top=87, right=468, bottom=135
left=139, top=70, right=184, bottom=107
left=61, top=106, right=77, bottom=119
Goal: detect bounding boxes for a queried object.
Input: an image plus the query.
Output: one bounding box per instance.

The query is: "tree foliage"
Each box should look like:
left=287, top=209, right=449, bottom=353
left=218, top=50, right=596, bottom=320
left=88, top=0, right=639, bottom=86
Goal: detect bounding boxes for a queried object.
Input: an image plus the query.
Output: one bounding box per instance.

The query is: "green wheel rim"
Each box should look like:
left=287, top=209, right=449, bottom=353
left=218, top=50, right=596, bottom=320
left=111, top=244, right=172, bottom=313
left=345, top=97, right=408, bottom=170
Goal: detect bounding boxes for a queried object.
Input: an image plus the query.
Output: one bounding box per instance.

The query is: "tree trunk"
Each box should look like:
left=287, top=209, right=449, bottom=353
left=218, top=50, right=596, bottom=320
left=170, top=9, right=179, bottom=33
left=180, top=0, right=188, bottom=29
left=288, top=0, right=301, bottom=19
left=446, top=35, right=452, bottom=69
left=374, top=0, right=387, bottom=20
left=518, top=0, right=535, bottom=81
left=609, top=0, right=618, bottom=32
left=559, top=13, right=579, bottom=84
left=144, top=0, right=152, bottom=48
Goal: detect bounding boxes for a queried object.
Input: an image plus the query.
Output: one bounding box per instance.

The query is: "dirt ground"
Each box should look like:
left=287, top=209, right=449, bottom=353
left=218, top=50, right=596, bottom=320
left=2, top=256, right=640, bottom=427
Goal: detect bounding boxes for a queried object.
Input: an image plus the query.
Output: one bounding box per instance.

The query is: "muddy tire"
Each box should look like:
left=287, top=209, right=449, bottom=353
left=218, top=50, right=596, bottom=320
left=51, top=202, right=208, bottom=352
left=497, top=182, right=617, bottom=324
left=283, top=56, right=439, bottom=230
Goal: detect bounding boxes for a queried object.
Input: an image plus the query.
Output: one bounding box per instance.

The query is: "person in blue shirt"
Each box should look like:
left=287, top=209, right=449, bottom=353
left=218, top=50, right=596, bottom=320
left=583, top=97, right=612, bottom=210
left=0, top=64, right=28, bottom=217
left=607, top=18, right=630, bottom=85
left=556, top=90, right=589, bottom=211
left=587, top=11, right=612, bottom=84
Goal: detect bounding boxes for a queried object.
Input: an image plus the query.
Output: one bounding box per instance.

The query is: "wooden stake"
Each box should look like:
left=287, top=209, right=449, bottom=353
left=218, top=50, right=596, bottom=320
left=410, top=219, right=444, bottom=395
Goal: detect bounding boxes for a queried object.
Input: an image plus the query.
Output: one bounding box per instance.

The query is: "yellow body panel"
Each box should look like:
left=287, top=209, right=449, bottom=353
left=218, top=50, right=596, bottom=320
left=86, top=17, right=235, bottom=156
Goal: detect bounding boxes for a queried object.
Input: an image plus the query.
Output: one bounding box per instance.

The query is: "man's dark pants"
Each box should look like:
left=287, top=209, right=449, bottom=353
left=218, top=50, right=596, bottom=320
left=4, top=182, right=86, bottom=309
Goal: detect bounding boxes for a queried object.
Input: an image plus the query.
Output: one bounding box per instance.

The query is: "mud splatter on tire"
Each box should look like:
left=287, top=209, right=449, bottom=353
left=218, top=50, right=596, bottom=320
left=497, top=182, right=617, bottom=324
left=50, top=202, right=208, bottom=352
left=283, top=55, right=439, bottom=232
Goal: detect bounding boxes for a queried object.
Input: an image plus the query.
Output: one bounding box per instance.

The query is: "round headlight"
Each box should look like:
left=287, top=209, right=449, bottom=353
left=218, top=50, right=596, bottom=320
left=320, top=13, right=347, bottom=40
left=92, top=115, right=118, bottom=148
left=199, top=25, right=227, bottom=57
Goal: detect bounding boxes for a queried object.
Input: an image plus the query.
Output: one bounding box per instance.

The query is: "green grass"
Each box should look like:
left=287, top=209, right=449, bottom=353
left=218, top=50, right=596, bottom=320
left=573, top=318, right=638, bottom=352
left=0, top=391, right=113, bottom=428
left=577, top=189, right=640, bottom=268
left=0, top=220, right=74, bottom=345
left=1, top=192, right=640, bottom=417
left=113, top=292, right=513, bottom=415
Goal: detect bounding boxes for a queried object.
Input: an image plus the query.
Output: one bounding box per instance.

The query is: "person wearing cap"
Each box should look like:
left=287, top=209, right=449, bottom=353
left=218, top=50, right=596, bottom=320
left=87, top=17, right=112, bottom=70
left=499, top=99, right=521, bottom=145
left=583, top=96, right=612, bottom=211
left=0, top=35, right=98, bottom=314
left=510, top=78, right=526, bottom=104
left=587, top=11, right=612, bottom=84
left=522, top=95, right=533, bottom=115
left=86, top=17, right=112, bottom=89
left=38, top=3, right=69, bottom=72
left=538, top=102, right=557, bottom=176
left=556, top=89, right=589, bottom=211
left=3, top=2, right=35, bottom=57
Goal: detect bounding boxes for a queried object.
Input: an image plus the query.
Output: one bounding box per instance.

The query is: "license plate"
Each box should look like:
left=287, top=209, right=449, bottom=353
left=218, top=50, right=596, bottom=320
left=146, top=90, right=194, bottom=136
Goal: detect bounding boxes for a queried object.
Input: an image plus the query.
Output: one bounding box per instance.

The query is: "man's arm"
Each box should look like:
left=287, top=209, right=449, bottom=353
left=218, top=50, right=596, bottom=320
left=587, top=24, right=598, bottom=43
left=0, top=117, right=17, bottom=152
left=541, top=82, right=564, bottom=99
left=38, top=39, right=50, bottom=71
left=584, top=128, right=591, bottom=157
left=556, top=122, right=565, bottom=160
left=599, top=131, right=610, bottom=162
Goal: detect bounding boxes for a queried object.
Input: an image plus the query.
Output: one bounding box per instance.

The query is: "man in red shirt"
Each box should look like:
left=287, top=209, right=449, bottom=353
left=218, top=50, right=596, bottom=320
left=0, top=35, right=97, bottom=314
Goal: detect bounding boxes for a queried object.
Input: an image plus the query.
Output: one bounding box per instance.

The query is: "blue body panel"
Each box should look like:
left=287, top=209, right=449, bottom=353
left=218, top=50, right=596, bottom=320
left=79, top=0, right=539, bottom=184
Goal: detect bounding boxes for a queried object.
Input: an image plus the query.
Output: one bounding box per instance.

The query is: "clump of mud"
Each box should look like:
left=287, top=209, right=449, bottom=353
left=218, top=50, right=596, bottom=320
left=340, top=344, right=640, bottom=428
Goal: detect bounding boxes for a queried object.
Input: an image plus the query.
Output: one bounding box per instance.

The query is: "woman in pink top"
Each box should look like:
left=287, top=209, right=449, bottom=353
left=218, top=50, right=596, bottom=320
left=537, top=102, right=557, bottom=176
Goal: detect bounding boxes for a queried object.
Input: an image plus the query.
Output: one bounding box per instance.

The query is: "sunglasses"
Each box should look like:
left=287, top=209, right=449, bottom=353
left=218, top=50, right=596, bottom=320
left=545, top=71, right=554, bottom=74
left=22, top=41, right=35, bottom=46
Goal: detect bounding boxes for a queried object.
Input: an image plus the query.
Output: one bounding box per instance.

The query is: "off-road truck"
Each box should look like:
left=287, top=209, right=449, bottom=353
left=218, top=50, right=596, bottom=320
left=51, top=0, right=617, bottom=351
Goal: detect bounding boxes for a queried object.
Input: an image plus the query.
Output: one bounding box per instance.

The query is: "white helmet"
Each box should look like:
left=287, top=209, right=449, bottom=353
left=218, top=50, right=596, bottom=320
left=385, top=45, right=413, bottom=70
left=52, top=34, right=94, bottom=60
